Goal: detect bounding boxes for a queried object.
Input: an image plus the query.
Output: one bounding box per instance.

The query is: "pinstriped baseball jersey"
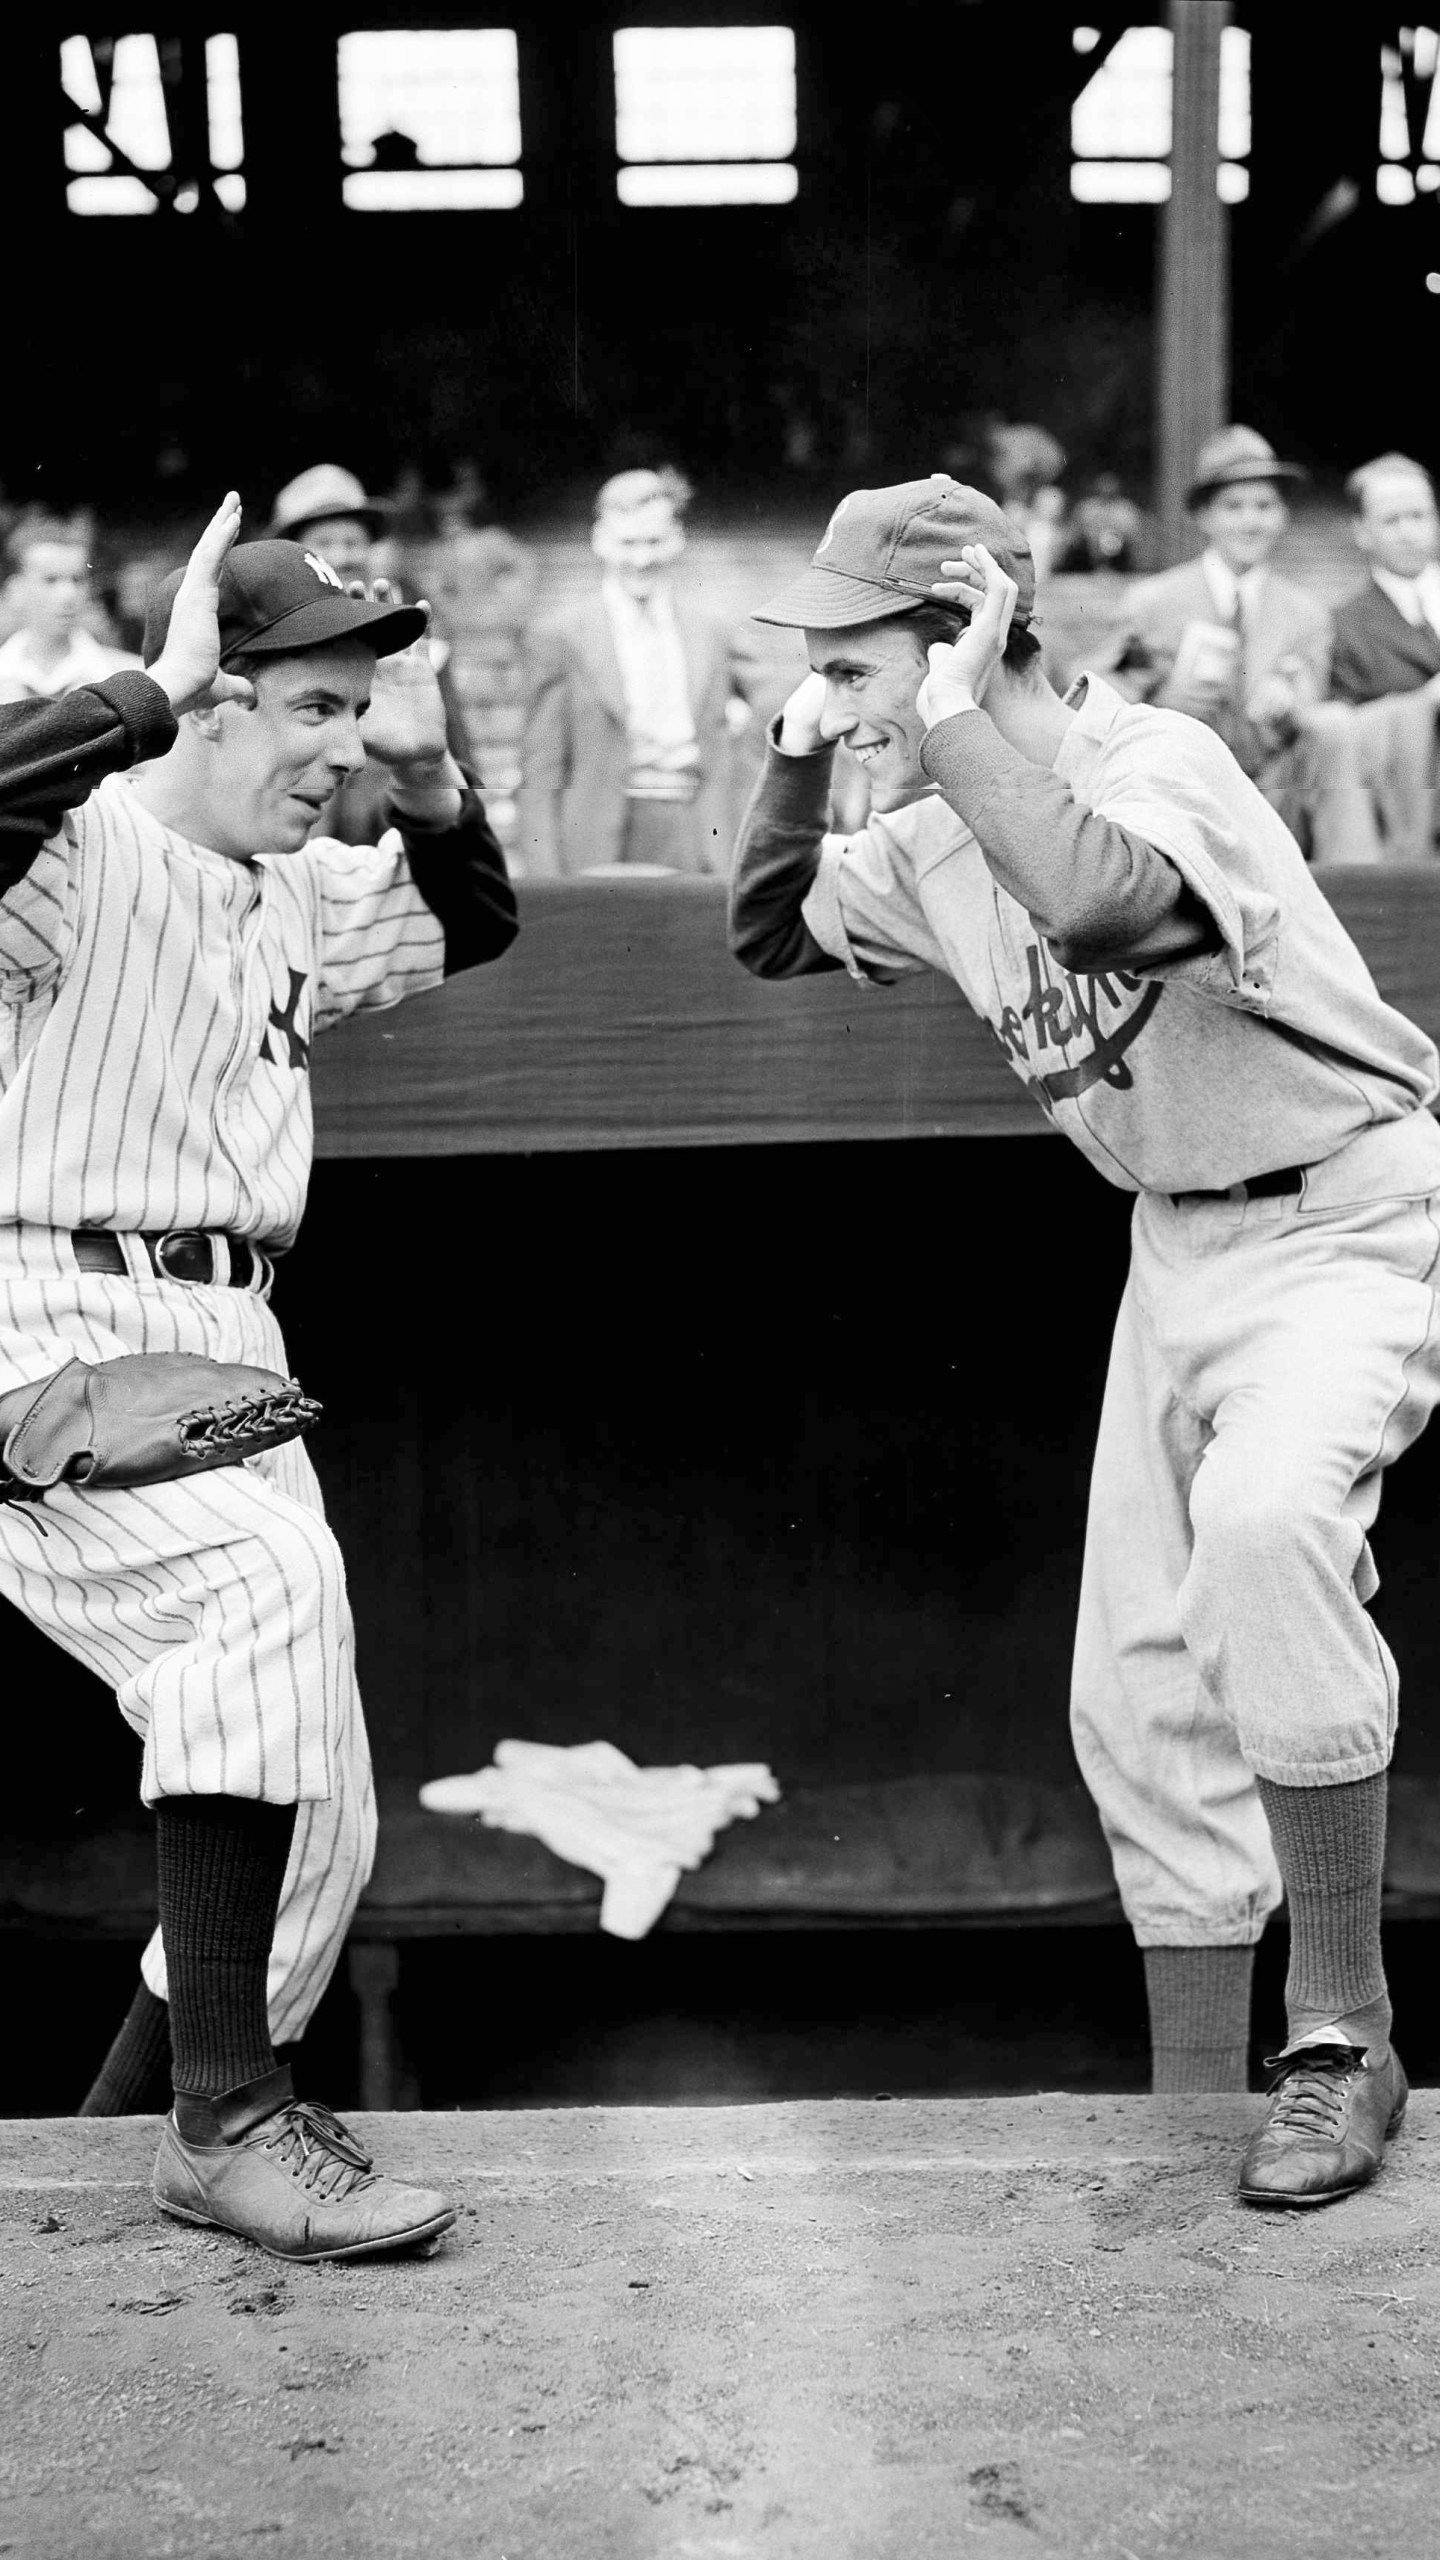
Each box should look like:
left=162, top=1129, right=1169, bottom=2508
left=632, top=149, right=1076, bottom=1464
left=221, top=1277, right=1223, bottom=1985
left=0, top=670, right=517, bottom=2066
left=0, top=769, right=445, bottom=1255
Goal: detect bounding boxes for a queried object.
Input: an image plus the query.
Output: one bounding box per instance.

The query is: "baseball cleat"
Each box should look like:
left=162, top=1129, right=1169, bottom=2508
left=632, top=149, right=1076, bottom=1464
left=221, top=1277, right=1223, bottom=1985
left=153, top=2083, right=457, bottom=2262
left=1237, top=2035, right=1408, bottom=2208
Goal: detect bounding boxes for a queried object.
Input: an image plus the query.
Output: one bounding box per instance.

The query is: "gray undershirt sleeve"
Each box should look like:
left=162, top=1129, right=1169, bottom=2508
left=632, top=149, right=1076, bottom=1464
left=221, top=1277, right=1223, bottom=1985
left=728, top=735, right=843, bottom=979
left=919, top=708, right=1221, bottom=974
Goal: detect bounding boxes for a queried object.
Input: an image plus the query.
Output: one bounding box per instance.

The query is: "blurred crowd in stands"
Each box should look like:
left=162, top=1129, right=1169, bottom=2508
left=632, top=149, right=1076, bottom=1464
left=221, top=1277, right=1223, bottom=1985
left=2, top=420, right=1436, bottom=877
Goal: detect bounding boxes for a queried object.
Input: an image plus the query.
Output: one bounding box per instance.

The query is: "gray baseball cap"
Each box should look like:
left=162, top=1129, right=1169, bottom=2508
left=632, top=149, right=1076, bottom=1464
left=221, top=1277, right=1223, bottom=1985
left=753, top=474, right=1036, bottom=629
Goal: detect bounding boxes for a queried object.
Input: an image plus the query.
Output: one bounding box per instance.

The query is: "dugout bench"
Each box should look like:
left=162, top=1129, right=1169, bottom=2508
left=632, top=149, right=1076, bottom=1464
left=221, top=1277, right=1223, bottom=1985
left=10, top=874, right=1440, bottom=2108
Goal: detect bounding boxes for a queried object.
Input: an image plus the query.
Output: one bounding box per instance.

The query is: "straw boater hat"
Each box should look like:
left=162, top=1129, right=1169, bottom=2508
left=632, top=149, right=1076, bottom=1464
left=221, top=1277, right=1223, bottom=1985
left=265, top=463, right=390, bottom=543
left=1186, top=426, right=1307, bottom=510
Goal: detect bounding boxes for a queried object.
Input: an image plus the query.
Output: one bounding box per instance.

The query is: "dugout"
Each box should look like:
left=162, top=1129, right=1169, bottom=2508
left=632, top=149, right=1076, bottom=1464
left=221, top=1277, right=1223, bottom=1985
left=6, top=3, right=1440, bottom=2101
left=9, top=879, right=1440, bottom=2107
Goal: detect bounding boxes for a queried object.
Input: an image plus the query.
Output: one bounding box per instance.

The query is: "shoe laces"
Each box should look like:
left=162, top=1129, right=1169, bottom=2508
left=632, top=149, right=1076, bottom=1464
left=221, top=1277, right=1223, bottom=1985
left=1261, top=2042, right=1367, bottom=2139
left=248, top=2100, right=378, bottom=2202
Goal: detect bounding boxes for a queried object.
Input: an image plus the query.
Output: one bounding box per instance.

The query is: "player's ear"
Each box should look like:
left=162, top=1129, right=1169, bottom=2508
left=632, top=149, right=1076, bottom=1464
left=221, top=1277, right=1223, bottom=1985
left=187, top=701, right=227, bottom=740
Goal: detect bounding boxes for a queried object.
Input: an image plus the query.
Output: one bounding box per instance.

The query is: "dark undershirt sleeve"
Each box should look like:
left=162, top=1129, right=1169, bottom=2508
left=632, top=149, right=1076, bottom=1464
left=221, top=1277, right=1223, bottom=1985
left=919, top=709, right=1222, bottom=974
left=393, top=780, right=519, bottom=975
left=0, top=674, right=178, bottom=892
left=728, top=728, right=844, bottom=979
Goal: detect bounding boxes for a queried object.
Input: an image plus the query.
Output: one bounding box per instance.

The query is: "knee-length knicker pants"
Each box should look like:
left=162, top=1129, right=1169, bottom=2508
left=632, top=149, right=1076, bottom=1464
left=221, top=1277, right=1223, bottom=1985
left=0, top=1231, right=375, bottom=2046
left=1070, top=1175, right=1440, bottom=1950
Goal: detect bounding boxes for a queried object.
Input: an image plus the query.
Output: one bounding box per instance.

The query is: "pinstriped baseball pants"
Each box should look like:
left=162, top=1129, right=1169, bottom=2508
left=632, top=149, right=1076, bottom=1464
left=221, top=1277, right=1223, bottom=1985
left=0, top=1232, right=374, bottom=2045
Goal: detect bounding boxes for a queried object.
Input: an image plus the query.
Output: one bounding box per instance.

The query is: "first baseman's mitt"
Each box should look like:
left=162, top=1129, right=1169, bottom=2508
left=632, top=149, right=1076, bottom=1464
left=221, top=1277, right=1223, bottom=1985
left=0, top=1354, right=322, bottom=1506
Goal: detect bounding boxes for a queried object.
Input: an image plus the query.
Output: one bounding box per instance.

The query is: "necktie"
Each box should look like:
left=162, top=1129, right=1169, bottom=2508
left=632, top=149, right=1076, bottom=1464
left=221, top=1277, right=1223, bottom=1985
left=1229, top=578, right=1250, bottom=687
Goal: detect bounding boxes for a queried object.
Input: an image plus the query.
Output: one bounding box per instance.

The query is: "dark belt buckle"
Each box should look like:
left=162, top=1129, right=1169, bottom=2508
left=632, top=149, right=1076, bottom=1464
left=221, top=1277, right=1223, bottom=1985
left=152, top=1230, right=215, bottom=1286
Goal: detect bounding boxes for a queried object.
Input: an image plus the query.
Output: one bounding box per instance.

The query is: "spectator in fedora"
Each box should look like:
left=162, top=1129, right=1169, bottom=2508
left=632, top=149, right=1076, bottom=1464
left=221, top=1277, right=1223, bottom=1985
left=1097, top=426, right=1381, bottom=864
left=266, top=463, right=474, bottom=842
left=516, top=467, right=761, bottom=877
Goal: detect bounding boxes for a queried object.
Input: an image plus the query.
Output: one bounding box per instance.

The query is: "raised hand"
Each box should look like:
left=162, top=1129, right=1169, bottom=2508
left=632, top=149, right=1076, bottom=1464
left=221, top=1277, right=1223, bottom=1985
left=149, top=492, right=255, bottom=716
left=777, top=669, right=829, bottom=755
left=351, top=580, right=450, bottom=773
left=917, top=542, right=1018, bottom=726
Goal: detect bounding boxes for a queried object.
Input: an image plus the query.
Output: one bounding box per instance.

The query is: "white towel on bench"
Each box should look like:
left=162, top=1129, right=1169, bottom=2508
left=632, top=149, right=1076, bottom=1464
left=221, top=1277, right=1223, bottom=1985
left=418, top=1739, right=781, bottom=1938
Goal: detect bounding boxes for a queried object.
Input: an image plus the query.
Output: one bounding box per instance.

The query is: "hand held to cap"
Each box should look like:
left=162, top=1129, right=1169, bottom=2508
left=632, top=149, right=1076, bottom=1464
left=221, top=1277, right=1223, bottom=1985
left=149, top=493, right=256, bottom=717
left=917, top=542, right=1017, bottom=729
left=359, top=596, right=452, bottom=780
left=777, top=669, right=829, bottom=756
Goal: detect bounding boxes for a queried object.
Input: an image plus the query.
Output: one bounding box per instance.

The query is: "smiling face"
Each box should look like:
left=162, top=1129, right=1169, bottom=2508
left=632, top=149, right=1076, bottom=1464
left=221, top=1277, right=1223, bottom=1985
left=804, top=618, right=934, bottom=801
left=199, top=638, right=377, bottom=857
left=16, top=540, right=88, bottom=646
left=592, top=495, right=685, bottom=599
left=1193, top=480, right=1289, bottom=573
left=1354, top=471, right=1439, bottom=580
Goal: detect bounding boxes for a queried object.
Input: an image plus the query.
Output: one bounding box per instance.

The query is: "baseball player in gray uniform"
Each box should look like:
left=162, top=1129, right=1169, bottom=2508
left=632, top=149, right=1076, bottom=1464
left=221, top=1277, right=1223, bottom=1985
left=730, top=474, right=1440, bottom=2208
left=0, top=495, right=517, bottom=2258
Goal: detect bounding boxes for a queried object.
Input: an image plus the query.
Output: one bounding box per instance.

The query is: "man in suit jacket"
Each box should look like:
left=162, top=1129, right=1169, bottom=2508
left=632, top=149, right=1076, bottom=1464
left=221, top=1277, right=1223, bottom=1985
left=1332, top=456, right=1440, bottom=704
left=1326, top=456, right=1440, bottom=862
left=1097, top=426, right=1380, bottom=864
left=517, top=468, right=761, bottom=877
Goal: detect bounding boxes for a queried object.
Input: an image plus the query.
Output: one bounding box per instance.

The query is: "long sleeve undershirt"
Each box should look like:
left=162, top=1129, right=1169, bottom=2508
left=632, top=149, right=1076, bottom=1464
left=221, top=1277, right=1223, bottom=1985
left=727, top=729, right=841, bottom=978
left=918, top=708, right=1219, bottom=974
left=729, top=706, right=1222, bottom=983
left=0, top=675, right=518, bottom=976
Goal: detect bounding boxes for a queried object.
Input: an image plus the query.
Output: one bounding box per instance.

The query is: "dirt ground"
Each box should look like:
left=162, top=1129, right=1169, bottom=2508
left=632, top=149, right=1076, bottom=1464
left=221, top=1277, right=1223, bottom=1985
left=3, top=2096, right=1439, bottom=2560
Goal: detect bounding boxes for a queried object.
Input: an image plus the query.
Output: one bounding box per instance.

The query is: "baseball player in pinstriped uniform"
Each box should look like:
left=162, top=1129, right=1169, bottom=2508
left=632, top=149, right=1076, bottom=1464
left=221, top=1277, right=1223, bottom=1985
left=0, top=496, right=516, bottom=2259
left=731, top=476, right=1440, bottom=2209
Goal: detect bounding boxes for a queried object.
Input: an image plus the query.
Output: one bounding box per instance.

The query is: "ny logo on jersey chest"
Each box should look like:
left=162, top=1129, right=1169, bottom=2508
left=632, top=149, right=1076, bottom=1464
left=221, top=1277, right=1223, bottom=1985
left=261, top=967, right=311, bottom=1069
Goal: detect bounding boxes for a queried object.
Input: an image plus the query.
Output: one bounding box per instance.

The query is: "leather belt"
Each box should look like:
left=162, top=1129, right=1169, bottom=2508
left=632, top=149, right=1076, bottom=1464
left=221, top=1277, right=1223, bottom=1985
left=71, top=1229, right=268, bottom=1289
left=1170, top=1163, right=1307, bottom=1208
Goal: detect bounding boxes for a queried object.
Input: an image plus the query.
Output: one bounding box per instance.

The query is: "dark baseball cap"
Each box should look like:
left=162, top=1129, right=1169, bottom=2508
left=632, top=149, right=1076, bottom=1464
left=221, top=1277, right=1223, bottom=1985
left=142, top=537, right=426, bottom=669
left=754, top=474, right=1036, bottom=630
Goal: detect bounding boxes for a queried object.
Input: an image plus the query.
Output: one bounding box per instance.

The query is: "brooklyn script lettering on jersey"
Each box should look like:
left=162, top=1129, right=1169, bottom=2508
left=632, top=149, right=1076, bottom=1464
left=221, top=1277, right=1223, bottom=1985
left=797, top=677, right=1439, bottom=1195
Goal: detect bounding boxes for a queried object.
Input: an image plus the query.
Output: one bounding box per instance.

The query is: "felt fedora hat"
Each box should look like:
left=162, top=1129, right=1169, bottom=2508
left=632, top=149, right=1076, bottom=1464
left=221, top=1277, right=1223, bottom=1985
left=1187, top=425, right=1307, bottom=509
left=265, top=463, right=390, bottom=542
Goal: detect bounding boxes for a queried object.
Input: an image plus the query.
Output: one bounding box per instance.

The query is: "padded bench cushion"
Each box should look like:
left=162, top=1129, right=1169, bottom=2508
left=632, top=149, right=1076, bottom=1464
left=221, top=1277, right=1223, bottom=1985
left=360, top=1774, right=1121, bottom=1932
left=9, top=1774, right=1440, bottom=1938
left=1, top=1773, right=1118, bottom=1937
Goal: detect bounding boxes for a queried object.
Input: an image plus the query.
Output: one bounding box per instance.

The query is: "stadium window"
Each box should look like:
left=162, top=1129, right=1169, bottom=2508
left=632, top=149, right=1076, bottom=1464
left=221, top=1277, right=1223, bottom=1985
left=613, top=26, right=797, bottom=207
left=1070, top=23, right=1250, bottom=205
left=206, top=34, right=245, bottom=213
left=337, top=30, right=522, bottom=210
left=1377, top=26, right=1440, bottom=203
left=62, top=33, right=245, bottom=215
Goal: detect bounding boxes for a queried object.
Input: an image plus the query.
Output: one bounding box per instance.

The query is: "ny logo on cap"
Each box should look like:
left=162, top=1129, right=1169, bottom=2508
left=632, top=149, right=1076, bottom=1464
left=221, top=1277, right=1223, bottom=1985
left=814, top=494, right=855, bottom=558
left=303, top=552, right=344, bottom=591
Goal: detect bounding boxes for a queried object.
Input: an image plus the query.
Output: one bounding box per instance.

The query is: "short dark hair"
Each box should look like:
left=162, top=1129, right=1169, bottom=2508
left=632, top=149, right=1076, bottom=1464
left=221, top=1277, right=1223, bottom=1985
left=896, top=600, right=1043, bottom=674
